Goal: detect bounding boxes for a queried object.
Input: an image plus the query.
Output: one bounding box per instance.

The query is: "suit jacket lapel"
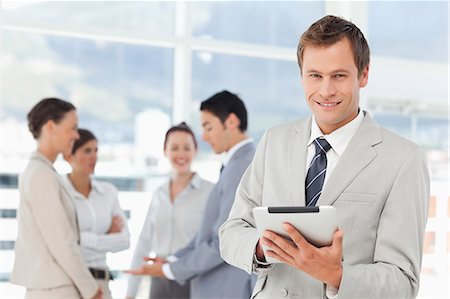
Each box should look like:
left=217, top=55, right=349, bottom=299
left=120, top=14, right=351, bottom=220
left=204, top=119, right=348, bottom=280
left=230, top=142, right=253, bottom=161
left=318, top=113, right=382, bottom=206
left=288, top=118, right=311, bottom=206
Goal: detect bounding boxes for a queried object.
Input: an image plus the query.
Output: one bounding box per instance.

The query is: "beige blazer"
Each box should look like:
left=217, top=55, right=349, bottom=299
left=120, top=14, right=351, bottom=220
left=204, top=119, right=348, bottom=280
left=219, top=112, right=430, bottom=298
left=10, top=152, right=98, bottom=299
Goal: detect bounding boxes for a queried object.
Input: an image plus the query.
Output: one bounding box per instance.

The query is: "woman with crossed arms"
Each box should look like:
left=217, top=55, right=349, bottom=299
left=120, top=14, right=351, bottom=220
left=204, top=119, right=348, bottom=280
left=63, top=128, right=130, bottom=299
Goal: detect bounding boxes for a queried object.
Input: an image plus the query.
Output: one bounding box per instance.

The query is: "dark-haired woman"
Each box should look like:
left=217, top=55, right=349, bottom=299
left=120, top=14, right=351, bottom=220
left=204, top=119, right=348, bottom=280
left=62, top=128, right=130, bottom=299
left=126, top=122, right=213, bottom=299
left=10, top=98, right=101, bottom=299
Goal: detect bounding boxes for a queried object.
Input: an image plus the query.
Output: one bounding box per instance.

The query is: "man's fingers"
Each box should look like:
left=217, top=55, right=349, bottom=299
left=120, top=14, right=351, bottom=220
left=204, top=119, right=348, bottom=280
left=123, top=268, right=143, bottom=275
left=261, top=234, right=295, bottom=264
left=265, top=250, right=290, bottom=264
left=143, top=256, right=155, bottom=261
left=283, top=223, right=310, bottom=249
left=332, top=229, right=344, bottom=249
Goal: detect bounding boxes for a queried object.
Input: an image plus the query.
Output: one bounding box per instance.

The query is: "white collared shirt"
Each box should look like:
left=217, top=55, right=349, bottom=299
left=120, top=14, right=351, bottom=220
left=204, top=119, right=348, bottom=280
left=126, top=173, right=213, bottom=298
left=307, top=110, right=363, bottom=299
left=61, top=175, right=130, bottom=269
left=306, top=110, right=364, bottom=187
left=222, top=137, right=253, bottom=167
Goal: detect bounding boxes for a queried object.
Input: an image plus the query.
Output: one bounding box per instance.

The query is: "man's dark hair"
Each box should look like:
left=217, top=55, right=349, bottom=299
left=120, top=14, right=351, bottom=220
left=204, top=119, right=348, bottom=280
left=297, top=15, right=370, bottom=77
left=200, top=90, right=248, bottom=132
left=27, top=97, right=76, bottom=139
left=72, top=128, right=97, bottom=155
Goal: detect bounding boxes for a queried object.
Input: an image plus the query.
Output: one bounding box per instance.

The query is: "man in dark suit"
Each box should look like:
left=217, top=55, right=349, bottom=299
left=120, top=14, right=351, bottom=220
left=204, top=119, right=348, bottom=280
left=127, top=90, right=256, bottom=299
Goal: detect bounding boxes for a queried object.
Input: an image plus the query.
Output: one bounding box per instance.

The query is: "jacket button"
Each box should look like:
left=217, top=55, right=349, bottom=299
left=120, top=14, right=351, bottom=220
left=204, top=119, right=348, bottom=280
left=280, top=288, right=288, bottom=297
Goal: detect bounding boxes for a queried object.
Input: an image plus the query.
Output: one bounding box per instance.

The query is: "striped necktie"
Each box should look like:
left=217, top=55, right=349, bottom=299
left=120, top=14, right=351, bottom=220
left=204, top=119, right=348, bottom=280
left=305, top=138, right=332, bottom=206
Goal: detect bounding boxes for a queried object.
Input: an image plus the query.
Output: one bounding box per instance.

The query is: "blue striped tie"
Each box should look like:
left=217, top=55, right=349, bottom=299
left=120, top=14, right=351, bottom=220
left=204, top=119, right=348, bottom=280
left=305, top=138, right=332, bottom=206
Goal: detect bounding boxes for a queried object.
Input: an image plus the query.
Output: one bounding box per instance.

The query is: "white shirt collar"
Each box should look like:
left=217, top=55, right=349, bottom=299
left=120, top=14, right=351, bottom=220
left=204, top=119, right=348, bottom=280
left=91, top=179, right=105, bottom=194
left=222, top=137, right=253, bottom=167
left=61, top=174, right=105, bottom=199
left=189, top=173, right=203, bottom=189
left=162, top=172, right=203, bottom=196
left=308, top=110, right=364, bottom=157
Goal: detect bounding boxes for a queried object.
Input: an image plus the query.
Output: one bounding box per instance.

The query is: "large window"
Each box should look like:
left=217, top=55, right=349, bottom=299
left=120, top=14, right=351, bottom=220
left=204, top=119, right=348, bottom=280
left=2, top=31, right=174, bottom=175
left=369, top=1, right=448, bottom=63
left=2, top=1, right=175, bottom=39
left=191, top=1, right=323, bottom=47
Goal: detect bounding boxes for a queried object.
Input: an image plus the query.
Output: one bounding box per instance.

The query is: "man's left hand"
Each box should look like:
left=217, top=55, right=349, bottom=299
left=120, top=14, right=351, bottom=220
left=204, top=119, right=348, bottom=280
left=124, top=263, right=166, bottom=278
left=261, top=224, right=343, bottom=288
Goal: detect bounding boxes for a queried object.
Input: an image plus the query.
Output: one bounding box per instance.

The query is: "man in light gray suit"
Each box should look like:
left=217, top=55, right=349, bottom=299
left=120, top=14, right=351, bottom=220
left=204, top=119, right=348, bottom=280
left=126, top=90, right=256, bottom=298
left=219, top=16, right=430, bottom=299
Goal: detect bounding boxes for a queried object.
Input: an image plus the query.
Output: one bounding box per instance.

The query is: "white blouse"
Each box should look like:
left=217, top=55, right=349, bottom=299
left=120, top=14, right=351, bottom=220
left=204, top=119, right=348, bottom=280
left=126, top=173, right=213, bottom=298
left=61, top=175, right=130, bottom=269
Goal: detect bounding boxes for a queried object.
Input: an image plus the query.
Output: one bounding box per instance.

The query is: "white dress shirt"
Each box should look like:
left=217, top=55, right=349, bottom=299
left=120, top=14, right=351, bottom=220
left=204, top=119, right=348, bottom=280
left=307, top=110, right=363, bottom=298
left=126, top=173, right=213, bottom=298
left=307, top=110, right=364, bottom=185
left=61, top=175, right=130, bottom=269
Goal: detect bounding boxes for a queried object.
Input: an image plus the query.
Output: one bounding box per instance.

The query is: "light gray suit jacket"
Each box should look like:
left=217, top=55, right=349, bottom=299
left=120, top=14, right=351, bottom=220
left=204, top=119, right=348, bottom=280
left=10, top=152, right=98, bottom=299
left=219, top=112, right=430, bottom=298
left=171, top=142, right=257, bottom=299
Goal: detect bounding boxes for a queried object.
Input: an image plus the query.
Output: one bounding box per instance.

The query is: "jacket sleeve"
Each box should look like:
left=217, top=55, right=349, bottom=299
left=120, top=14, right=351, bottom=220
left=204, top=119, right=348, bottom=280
left=219, top=132, right=269, bottom=275
left=173, top=232, right=197, bottom=259
left=170, top=196, right=224, bottom=285
left=27, top=170, right=98, bottom=299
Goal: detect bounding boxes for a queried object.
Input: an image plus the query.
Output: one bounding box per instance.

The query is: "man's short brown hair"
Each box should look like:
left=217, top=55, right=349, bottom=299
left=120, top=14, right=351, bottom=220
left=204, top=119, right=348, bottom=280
left=297, top=15, right=370, bottom=77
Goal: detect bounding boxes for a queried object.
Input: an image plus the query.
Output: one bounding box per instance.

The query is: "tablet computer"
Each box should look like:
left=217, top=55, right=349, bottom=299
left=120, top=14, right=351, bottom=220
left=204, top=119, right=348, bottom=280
left=252, top=206, right=338, bottom=263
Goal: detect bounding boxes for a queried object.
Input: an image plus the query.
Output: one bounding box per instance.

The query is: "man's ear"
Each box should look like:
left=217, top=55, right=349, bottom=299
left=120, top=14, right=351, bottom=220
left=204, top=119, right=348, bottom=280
left=225, top=113, right=240, bottom=130
left=359, top=64, right=369, bottom=88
